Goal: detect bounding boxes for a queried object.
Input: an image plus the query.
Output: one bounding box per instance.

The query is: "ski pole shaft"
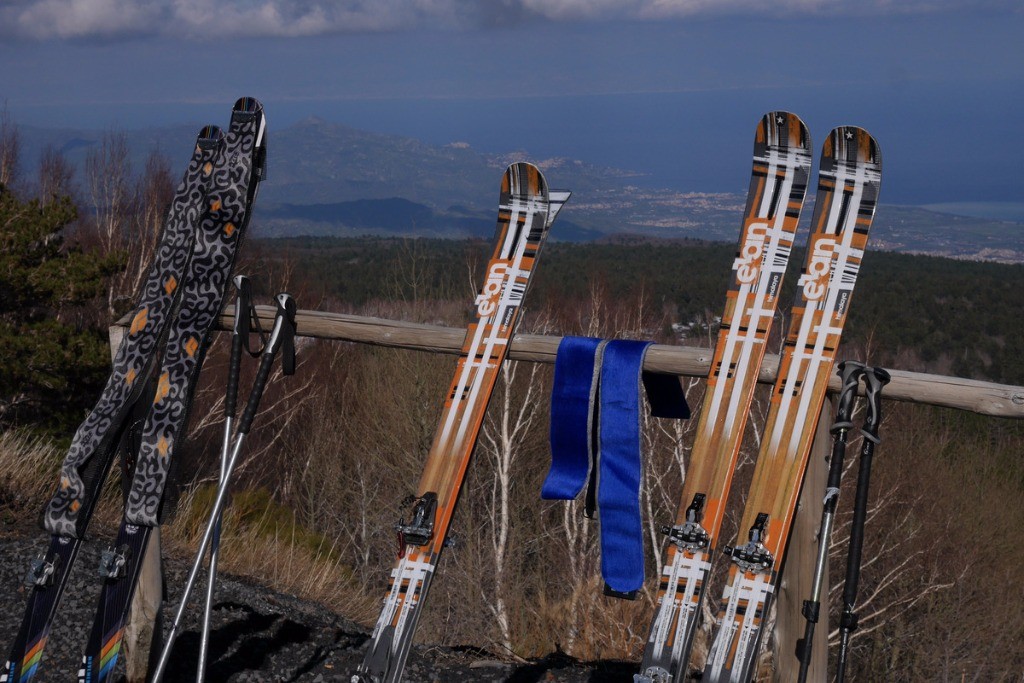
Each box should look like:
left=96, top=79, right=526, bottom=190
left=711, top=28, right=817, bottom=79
left=836, top=366, right=890, bottom=683
left=151, top=432, right=248, bottom=683
left=196, top=421, right=230, bottom=682
left=197, top=275, right=251, bottom=682
left=797, top=361, right=865, bottom=683
left=151, top=293, right=295, bottom=683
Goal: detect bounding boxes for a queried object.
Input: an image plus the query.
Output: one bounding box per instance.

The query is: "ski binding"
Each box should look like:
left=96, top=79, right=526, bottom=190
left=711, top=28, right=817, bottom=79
left=661, top=493, right=711, bottom=552
left=634, top=665, right=672, bottom=683
left=98, top=543, right=131, bottom=579
left=724, top=512, right=774, bottom=573
left=396, top=492, right=438, bottom=548
left=24, top=553, right=60, bottom=588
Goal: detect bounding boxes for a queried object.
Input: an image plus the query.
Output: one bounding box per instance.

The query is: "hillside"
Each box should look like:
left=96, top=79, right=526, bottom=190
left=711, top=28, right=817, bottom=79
left=15, top=119, right=1024, bottom=260
left=248, top=237, right=1024, bottom=385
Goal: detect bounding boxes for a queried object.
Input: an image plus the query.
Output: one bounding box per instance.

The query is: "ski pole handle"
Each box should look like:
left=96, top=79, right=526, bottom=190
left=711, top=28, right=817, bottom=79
left=832, top=360, right=866, bottom=432
left=225, top=275, right=252, bottom=420
left=237, top=292, right=296, bottom=435
left=861, top=366, right=891, bottom=441
left=825, top=361, right=866, bottom=502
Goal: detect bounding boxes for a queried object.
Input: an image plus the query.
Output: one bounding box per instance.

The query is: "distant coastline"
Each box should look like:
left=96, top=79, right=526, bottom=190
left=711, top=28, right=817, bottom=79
left=920, top=202, right=1024, bottom=223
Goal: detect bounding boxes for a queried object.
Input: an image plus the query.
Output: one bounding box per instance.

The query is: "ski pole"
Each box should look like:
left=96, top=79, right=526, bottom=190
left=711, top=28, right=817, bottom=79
left=151, top=292, right=296, bottom=683
left=196, top=275, right=262, bottom=682
left=836, top=365, right=890, bottom=683
left=796, top=360, right=865, bottom=683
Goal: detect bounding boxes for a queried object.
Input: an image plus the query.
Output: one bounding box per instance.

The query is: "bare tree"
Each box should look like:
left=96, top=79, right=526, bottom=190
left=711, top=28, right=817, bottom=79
left=478, top=341, right=549, bottom=652
left=37, top=145, right=76, bottom=204
left=0, top=103, right=19, bottom=191
left=121, top=150, right=173, bottom=300
left=85, top=130, right=135, bottom=312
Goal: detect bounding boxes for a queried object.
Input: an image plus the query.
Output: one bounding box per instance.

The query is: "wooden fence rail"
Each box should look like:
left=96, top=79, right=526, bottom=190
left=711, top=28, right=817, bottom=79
left=112, top=306, right=1024, bottom=682
left=224, top=306, right=1024, bottom=419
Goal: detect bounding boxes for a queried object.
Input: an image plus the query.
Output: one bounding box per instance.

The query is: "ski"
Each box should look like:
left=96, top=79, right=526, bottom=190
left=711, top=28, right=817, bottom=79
left=702, top=126, right=882, bottom=683
left=2, top=124, right=225, bottom=683
left=78, top=97, right=267, bottom=683
left=636, top=112, right=812, bottom=683
left=353, top=164, right=569, bottom=683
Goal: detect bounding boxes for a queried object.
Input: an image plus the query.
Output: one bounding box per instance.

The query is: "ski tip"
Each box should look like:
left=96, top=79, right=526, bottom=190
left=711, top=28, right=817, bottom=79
left=196, top=125, right=224, bottom=148
left=230, top=96, right=268, bottom=172
left=824, top=126, right=881, bottom=169
left=502, top=162, right=549, bottom=200
left=233, top=96, right=264, bottom=115
left=549, top=189, right=572, bottom=205
left=758, top=111, right=811, bottom=152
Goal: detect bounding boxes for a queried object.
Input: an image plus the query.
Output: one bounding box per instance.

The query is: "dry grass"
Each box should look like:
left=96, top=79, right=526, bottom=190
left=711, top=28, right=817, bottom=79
left=0, top=430, right=62, bottom=515
left=160, top=484, right=379, bottom=622
left=0, top=430, right=376, bottom=622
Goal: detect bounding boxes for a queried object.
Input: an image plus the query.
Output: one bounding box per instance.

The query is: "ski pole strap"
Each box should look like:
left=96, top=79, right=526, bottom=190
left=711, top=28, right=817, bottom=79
left=543, top=336, right=689, bottom=598
left=237, top=293, right=296, bottom=435
left=279, top=292, right=297, bottom=377
left=542, top=336, right=605, bottom=501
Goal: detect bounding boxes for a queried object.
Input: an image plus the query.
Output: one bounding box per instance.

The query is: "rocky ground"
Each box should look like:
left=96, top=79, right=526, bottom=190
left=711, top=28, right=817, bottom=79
left=1, top=525, right=635, bottom=682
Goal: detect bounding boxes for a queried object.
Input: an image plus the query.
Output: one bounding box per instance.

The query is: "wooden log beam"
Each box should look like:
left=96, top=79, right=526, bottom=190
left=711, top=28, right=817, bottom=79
left=189, top=306, right=1024, bottom=419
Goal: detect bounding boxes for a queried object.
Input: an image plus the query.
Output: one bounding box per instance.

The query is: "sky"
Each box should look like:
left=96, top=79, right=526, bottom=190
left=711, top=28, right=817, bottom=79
left=0, top=0, right=1022, bottom=207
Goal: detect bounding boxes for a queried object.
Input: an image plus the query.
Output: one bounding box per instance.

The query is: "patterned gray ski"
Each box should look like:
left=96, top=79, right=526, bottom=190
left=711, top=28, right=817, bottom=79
left=3, top=124, right=224, bottom=683
left=78, top=97, right=267, bottom=683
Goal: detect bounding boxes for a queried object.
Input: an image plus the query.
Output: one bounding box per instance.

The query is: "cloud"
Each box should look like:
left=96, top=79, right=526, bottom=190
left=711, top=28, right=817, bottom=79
left=0, top=0, right=1018, bottom=41
left=3, top=0, right=163, bottom=39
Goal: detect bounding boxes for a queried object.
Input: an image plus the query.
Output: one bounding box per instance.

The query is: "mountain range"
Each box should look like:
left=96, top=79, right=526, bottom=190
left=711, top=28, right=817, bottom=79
left=13, top=117, right=1024, bottom=262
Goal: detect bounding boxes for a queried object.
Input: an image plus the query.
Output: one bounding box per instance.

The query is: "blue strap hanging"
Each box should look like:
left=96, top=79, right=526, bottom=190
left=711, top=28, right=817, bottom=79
left=542, top=336, right=605, bottom=501
left=597, top=339, right=652, bottom=597
left=544, top=335, right=689, bottom=598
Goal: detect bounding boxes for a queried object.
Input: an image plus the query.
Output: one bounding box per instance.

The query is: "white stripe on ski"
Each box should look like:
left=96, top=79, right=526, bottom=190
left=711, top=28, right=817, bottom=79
left=648, top=551, right=711, bottom=660
left=707, top=572, right=773, bottom=681
left=390, top=555, right=434, bottom=656
left=372, top=551, right=435, bottom=641
left=437, top=195, right=535, bottom=449
left=769, top=155, right=866, bottom=453
left=704, top=146, right=792, bottom=438
left=452, top=231, right=532, bottom=449
left=785, top=161, right=867, bottom=453
left=722, top=149, right=798, bottom=432
left=448, top=198, right=541, bottom=452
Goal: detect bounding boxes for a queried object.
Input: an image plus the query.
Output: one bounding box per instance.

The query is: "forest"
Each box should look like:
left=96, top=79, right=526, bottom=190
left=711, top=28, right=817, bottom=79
left=1, top=118, right=1023, bottom=681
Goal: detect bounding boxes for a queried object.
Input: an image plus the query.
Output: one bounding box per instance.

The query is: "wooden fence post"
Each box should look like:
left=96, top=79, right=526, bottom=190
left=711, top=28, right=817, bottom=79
left=107, top=323, right=163, bottom=683
left=774, top=397, right=832, bottom=681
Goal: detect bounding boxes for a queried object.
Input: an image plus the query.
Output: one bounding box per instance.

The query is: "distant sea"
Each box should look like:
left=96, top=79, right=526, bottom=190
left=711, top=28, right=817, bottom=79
left=922, top=203, right=1024, bottom=223
left=13, top=83, right=1023, bottom=207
